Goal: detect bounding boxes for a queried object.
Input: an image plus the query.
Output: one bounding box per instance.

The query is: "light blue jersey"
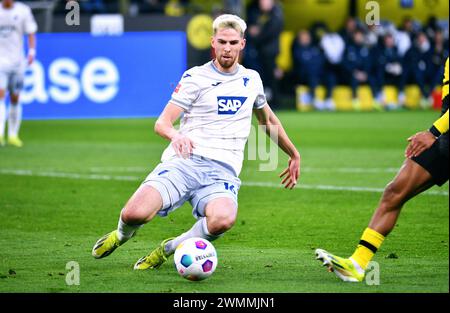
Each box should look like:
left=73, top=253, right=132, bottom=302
left=0, top=1, right=37, bottom=72
left=162, top=60, right=267, bottom=176
left=144, top=60, right=267, bottom=218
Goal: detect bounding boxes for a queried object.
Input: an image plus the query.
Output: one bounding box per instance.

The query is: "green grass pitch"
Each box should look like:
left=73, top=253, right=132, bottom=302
left=0, top=110, right=448, bottom=293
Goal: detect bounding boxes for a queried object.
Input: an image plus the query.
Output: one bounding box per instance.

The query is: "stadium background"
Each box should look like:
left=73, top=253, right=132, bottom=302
left=20, top=0, right=450, bottom=118
left=0, top=0, right=448, bottom=295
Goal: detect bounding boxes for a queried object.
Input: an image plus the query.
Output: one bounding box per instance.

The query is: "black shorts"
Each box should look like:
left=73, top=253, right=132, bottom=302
left=412, top=133, right=449, bottom=186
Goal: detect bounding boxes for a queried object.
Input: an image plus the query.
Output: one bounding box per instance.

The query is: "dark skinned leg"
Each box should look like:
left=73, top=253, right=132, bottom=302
left=368, top=158, right=435, bottom=236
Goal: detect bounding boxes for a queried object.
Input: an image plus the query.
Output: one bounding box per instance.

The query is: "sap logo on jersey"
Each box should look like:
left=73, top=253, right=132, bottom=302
left=217, top=96, right=247, bottom=115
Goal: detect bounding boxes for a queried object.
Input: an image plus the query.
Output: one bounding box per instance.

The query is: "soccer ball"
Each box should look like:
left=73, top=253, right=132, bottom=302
left=174, top=237, right=218, bottom=281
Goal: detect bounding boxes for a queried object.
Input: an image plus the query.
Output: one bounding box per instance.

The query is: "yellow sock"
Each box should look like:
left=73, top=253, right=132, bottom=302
left=350, top=228, right=385, bottom=270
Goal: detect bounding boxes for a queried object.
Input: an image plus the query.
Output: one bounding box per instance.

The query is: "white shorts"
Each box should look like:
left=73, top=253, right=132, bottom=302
left=0, top=69, right=24, bottom=94
left=143, top=154, right=241, bottom=219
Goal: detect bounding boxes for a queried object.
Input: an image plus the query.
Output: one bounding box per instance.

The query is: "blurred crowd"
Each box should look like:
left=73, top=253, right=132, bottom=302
left=46, top=0, right=449, bottom=110
left=289, top=16, right=449, bottom=110
left=243, top=0, right=283, bottom=105
left=52, top=0, right=239, bottom=16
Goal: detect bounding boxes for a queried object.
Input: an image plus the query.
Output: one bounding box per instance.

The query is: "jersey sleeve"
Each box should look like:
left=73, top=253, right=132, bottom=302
left=429, top=58, right=449, bottom=137
left=169, top=71, right=200, bottom=111
left=253, top=74, right=267, bottom=109
left=429, top=109, right=449, bottom=137
left=442, top=58, right=449, bottom=102
left=23, top=6, right=38, bottom=34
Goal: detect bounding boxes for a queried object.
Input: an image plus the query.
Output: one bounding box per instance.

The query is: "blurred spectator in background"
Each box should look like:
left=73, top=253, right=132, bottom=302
left=365, top=24, right=383, bottom=105
left=392, top=25, right=412, bottom=58
left=339, top=16, right=359, bottom=45
left=244, top=0, right=283, bottom=106
left=403, top=31, right=433, bottom=108
left=399, top=16, right=421, bottom=42
left=375, top=32, right=405, bottom=109
left=292, top=29, right=325, bottom=110
left=133, top=0, right=168, bottom=14
left=342, top=28, right=379, bottom=110
left=223, top=0, right=243, bottom=16
left=428, top=28, right=449, bottom=94
left=424, top=16, right=440, bottom=41
left=312, top=23, right=345, bottom=111
left=364, top=24, right=381, bottom=48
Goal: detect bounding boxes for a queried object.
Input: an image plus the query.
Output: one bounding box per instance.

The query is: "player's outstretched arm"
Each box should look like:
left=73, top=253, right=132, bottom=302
left=155, top=102, right=195, bottom=158
left=253, top=104, right=300, bottom=189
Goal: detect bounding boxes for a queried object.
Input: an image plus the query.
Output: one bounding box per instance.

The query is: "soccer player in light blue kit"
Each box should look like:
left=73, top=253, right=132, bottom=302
left=92, top=14, right=301, bottom=270
left=0, top=0, right=37, bottom=147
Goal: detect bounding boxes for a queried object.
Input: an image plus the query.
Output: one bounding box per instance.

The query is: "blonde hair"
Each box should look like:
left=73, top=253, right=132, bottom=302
left=212, top=14, right=247, bottom=37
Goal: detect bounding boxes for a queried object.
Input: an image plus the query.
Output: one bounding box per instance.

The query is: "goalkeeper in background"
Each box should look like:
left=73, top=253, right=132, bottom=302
left=0, top=0, right=37, bottom=147
left=316, top=57, right=449, bottom=282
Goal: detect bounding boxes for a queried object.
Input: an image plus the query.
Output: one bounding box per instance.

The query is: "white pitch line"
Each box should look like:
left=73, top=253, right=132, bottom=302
left=87, top=166, right=401, bottom=174
left=241, top=181, right=450, bottom=196
left=88, top=166, right=149, bottom=173
left=301, top=167, right=399, bottom=173
left=0, top=169, right=139, bottom=181
left=1, top=168, right=448, bottom=196
left=243, top=181, right=385, bottom=192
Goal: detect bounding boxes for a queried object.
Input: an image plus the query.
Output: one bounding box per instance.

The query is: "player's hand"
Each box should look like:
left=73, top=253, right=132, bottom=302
left=279, top=154, right=301, bottom=189
left=171, top=133, right=195, bottom=159
left=405, top=130, right=436, bottom=158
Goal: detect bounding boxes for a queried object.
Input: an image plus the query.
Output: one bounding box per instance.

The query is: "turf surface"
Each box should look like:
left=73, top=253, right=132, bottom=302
left=0, top=110, right=448, bottom=293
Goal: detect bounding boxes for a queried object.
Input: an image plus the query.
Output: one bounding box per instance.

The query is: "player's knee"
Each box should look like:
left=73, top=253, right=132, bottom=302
left=121, top=203, right=152, bottom=224
left=121, top=186, right=163, bottom=224
left=120, top=206, right=142, bottom=224
left=208, top=211, right=236, bottom=234
left=205, top=198, right=237, bottom=234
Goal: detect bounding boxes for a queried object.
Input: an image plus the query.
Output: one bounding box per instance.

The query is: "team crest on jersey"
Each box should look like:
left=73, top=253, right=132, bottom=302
left=217, top=96, right=247, bottom=115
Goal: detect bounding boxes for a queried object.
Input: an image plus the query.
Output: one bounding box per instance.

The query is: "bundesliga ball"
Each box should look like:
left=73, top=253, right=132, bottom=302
left=174, top=237, right=218, bottom=281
